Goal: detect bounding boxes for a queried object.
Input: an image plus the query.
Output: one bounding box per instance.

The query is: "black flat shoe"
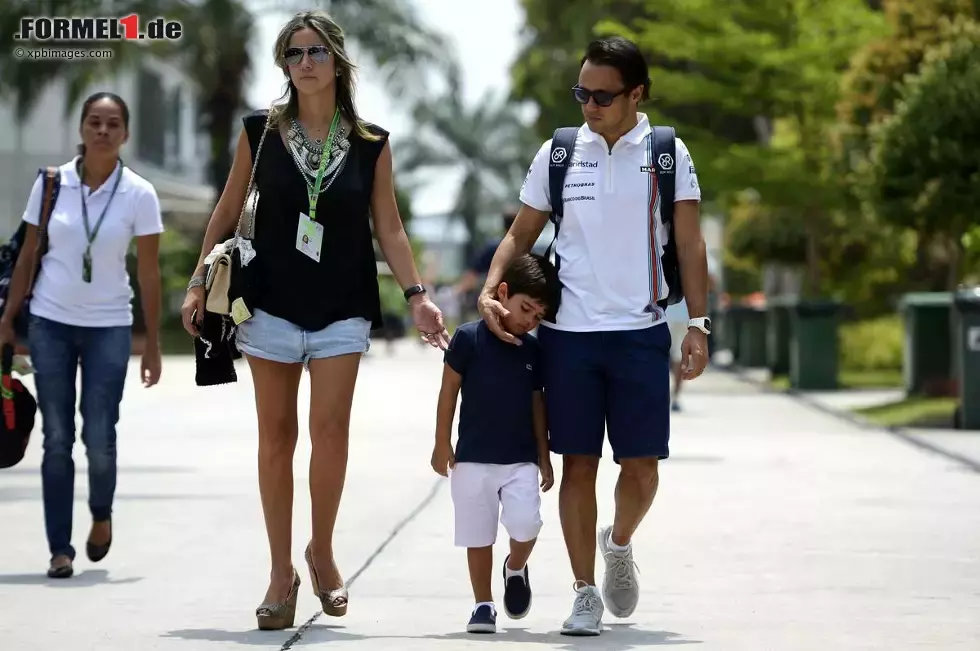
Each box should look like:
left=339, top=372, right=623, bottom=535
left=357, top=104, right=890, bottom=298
left=47, top=560, right=73, bottom=579
left=86, top=520, right=112, bottom=563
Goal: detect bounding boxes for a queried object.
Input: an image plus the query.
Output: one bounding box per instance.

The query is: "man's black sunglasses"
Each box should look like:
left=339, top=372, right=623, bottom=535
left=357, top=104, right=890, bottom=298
left=572, top=85, right=628, bottom=107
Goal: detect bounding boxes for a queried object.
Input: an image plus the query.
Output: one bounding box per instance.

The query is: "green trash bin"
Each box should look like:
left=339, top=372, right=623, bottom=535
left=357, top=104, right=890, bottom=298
left=766, top=296, right=794, bottom=377
left=789, top=299, right=842, bottom=390
left=723, top=306, right=744, bottom=361
left=736, top=306, right=768, bottom=368
left=899, top=292, right=954, bottom=396
left=952, top=288, right=980, bottom=430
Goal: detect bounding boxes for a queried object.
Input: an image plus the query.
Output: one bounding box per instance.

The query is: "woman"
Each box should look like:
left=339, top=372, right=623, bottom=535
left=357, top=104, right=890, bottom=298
left=179, top=10, right=449, bottom=630
left=0, top=92, right=165, bottom=579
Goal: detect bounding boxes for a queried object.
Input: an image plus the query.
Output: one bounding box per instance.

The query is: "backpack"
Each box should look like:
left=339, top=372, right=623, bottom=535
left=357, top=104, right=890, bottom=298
left=0, top=167, right=60, bottom=341
left=544, top=125, right=683, bottom=312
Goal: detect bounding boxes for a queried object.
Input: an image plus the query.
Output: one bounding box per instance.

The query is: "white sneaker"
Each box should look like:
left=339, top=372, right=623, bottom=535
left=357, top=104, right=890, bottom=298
left=598, top=525, right=640, bottom=618
left=560, top=580, right=603, bottom=636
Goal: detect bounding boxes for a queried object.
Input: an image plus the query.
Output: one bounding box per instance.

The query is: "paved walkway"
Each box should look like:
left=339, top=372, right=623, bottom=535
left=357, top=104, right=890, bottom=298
left=1, top=342, right=979, bottom=650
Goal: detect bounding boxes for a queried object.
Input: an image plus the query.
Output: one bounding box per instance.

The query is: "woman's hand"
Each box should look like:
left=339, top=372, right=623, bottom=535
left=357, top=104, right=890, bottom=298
left=140, top=343, right=162, bottom=388
left=410, top=296, right=450, bottom=350
left=181, top=286, right=205, bottom=337
left=0, top=319, right=16, bottom=352
left=477, top=290, right=520, bottom=345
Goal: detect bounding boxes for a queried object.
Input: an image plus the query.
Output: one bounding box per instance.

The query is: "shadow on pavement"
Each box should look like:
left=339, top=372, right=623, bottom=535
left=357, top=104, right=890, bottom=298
left=162, top=628, right=309, bottom=647
left=0, top=487, right=230, bottom=502
left=0, top=569, right=142, bottom=587
left=161, top=622, right=700, bottom=648
left=296, top=622, right=700, bottom=648
left=0, top=465, right=197, bottom=476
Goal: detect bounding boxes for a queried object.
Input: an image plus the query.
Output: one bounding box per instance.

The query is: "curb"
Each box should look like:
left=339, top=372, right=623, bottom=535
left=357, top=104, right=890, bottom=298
left=721, top=364, right=980, bottom=474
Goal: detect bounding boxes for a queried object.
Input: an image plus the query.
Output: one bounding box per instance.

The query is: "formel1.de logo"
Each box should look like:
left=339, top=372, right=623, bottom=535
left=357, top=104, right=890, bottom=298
left=14, top=15, right=183, bottom=41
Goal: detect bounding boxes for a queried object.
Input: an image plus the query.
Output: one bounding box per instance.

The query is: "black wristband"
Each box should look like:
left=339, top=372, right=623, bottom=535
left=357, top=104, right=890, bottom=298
left=403, top=283, right=426, bottom=302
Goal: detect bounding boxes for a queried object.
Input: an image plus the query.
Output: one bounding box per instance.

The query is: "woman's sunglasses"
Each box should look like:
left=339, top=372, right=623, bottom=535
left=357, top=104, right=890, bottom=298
left=572, top=85, right=628, bottom=107
left=283, top=45, right=331, bottom=66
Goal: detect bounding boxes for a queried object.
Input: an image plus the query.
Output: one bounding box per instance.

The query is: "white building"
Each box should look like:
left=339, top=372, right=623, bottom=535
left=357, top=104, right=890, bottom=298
left=0, top=56, right=214, bottom=238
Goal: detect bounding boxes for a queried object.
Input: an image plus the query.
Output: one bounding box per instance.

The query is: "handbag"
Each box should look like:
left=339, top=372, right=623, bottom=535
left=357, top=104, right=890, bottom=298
left=0, top=343, right=38, bottom=469
left=204, top=111, right=273, bottom=316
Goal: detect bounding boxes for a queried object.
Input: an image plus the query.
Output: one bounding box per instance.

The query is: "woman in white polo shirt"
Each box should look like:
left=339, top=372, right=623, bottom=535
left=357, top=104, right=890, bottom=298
left=0, top=92, right=165, bottom=579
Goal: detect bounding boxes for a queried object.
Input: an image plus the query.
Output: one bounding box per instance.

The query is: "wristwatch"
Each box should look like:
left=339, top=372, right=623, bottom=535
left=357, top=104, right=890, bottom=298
left=688, top=317, right=711, bottom=335
left=403, top=283, right=427, bottom=302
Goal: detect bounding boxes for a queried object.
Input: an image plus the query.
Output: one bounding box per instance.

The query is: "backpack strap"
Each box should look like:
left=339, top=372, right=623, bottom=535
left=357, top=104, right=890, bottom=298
left=27, top=167, right=60, bottom=296
left=545, top=127, right=580, bottom=271
left=651, top=126, right=676, bottom=227
left=648, top=126, right=684, bottom=308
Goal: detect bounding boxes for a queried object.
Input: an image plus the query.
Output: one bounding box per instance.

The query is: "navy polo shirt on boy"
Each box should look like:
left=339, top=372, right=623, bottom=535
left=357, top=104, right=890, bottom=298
left=445, top=320, right=543, bottom=465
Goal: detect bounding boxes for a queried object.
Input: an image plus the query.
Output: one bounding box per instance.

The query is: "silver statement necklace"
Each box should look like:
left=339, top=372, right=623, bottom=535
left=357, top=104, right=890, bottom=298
left=285, top=116, right=351, bottom=193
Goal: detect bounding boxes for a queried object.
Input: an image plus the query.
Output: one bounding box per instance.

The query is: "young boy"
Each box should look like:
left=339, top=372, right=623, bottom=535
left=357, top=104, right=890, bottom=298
left=431, top=253, right=560, bottom=634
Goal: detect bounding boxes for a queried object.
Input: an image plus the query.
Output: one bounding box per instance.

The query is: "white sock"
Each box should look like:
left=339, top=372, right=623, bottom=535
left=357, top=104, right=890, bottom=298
left=504, top=562, right=526, bottom=580
left=473, top=601, right=495, bottom=614
left=607, top=530, right=630, bottom=552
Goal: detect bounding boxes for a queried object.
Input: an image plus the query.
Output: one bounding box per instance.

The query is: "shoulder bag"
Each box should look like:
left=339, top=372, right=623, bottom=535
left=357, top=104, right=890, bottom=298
left=204, top=110, right=273, bottom=316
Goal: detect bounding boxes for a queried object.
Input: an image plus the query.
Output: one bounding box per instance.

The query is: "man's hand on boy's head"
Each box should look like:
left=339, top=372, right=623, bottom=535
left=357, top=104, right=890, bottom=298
left=478, top=291, right=521, bottom=346
left=539, top=456, right=554, bottom=492
left=430, top=441, right=455, bottom=477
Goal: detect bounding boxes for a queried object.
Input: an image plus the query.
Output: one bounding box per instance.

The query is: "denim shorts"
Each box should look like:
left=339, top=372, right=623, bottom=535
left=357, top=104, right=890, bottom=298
left=235, top=308, right=372, bottom=366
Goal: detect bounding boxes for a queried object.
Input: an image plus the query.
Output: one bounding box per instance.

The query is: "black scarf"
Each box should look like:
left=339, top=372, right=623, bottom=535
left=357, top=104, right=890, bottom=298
left=194, top=310, right=241, bottom=386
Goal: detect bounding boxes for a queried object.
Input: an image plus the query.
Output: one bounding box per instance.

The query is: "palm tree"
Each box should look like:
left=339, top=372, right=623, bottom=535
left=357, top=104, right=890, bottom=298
left=396, top=60, right=535, bottom=263
left=0, top=0, right=449, bottom=199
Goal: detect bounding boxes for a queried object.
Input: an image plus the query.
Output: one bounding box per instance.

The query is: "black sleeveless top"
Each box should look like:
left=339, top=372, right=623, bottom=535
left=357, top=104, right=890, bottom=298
left=241, top=109, right=388, bottom=332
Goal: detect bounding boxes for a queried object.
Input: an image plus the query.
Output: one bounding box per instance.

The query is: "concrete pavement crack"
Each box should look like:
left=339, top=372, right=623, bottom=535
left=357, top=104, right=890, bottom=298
left=279, top=476, right=446, bottom=650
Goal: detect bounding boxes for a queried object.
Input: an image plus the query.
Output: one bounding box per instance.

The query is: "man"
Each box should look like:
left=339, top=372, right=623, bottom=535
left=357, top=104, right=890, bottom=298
left=667, top=252, right=720, bottom=411
left=476, top=36, right=710, bottom=636
left=454, top=211, right=518, bottom=321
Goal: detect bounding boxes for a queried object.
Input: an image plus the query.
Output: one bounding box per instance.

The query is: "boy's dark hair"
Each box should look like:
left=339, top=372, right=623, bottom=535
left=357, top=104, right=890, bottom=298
left=581, top=36, right=651, bottom=102
left=498, top=253, right=560, bottom=320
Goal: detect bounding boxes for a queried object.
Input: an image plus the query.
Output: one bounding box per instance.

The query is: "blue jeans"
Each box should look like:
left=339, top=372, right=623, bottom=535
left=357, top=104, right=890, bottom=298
left=28, top=315, right=131, bottom=560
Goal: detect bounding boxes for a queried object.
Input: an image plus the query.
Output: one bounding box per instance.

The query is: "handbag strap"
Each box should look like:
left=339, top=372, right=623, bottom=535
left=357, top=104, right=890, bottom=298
left=233, top=110, right=274, bottom=244
left=27, top=167, right=60, bottom=297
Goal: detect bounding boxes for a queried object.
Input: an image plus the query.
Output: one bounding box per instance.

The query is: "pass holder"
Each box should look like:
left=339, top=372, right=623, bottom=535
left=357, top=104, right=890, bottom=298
left=296, top=212, right=324, bottom=263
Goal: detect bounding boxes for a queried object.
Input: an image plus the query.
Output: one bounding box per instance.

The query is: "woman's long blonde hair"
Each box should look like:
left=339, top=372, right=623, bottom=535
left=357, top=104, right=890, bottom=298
left=270, top=10, right=381, bottom=142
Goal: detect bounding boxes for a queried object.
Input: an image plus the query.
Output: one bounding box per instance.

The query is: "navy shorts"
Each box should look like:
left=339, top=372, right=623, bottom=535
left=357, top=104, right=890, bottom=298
left=538, top=323, right=671, bottom=462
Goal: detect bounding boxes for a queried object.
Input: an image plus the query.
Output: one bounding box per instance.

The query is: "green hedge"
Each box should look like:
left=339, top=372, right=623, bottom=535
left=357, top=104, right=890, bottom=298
left=839, top=315, right=903, bottom=372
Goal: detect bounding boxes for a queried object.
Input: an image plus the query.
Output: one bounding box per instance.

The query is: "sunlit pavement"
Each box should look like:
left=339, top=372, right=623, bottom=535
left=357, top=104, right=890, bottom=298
left=1, top=340, right=978, bottom=650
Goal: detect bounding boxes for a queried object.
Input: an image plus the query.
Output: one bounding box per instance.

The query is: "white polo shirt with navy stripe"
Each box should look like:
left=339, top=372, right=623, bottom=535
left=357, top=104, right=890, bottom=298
left=519, top=112, right=701, bottom=332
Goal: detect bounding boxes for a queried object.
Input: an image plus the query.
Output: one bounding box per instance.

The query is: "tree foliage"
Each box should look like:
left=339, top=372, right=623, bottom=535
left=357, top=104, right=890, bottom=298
left=837, top=0, right=979, bottom=148
left=868, top=17, right=980, bottom=266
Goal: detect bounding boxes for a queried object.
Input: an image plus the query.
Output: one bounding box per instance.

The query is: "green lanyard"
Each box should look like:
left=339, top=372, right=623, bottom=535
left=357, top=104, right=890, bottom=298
left=79, top=160, right=124, bottom=283
left=307, top=110, right=341, bottom=222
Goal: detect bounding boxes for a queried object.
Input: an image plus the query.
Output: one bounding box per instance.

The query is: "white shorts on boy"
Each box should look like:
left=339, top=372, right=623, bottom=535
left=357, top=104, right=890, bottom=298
left=450, top=462, right=542, bottom=548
